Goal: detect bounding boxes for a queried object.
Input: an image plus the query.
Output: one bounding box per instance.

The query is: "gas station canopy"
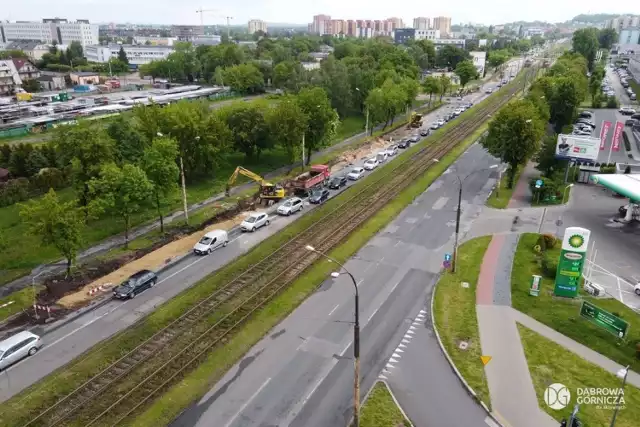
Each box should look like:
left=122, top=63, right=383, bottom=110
left=591, top=174, right=640, bottom=202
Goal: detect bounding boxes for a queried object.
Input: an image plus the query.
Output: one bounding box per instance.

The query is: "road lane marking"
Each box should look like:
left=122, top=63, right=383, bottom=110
left=328, top=304, right=340, bottom=316
left=222, top=377, right=271, bottom=427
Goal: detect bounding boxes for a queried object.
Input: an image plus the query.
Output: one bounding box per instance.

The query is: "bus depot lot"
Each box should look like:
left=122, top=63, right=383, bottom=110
left=0, top=89, right=493, bottom=402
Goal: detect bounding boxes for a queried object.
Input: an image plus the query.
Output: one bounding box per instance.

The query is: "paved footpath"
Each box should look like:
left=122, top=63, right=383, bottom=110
left=507, top=162, right=538, bottom=209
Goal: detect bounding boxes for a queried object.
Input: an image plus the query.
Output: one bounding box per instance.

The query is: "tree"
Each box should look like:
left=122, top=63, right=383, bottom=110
left=53, top=123, right=116, bottom=218
left=221, top=63, right=265, bottom=94
left=107, top=116, right=149, bottom=165
left=435, top=45, right=470, bottom=69
left=438, top=74, right=451, bottom=101
left=0, top=49, right=27, bottom=59
left=548, top=77, right=581, bottom=133
left=572, top=28, right=599, bottom=71
left=25, top=149, right=49, bottom=176
left=21, top=79, right=41, bottom=93
left=535, top=134, right=563, bottom=177
left=141, top=137, right=180, bottom=233
left=481, top=100, right=545, bottom=188
left=118, top=46, right=129, bottom=65
left=218, top=101, right=271, bottom=161
left=598, top=28, right=617, bottom=50
left=455, top=60, right=479, bottom=88
left=320, top=56, right=353, bottom=117
left=89, top=163, right=153, bottom=247
left=265, top=97, right=308, bottom=163
left=8, top=143, right=34, bottom=178
left=487, top=49, right=509, bottom=71
left=67, top=41, right=84, bottom=61
left=422, top=76, right=440, bottom=105
left=296, top=87, right=339, bottom=164
left=20, top=189, right=83, bottom=275
left=273, top=60, right=304, bottom=92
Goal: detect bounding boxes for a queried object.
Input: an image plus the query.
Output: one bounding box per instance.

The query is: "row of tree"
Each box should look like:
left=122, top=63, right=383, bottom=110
left=571, top=27, right=617, bottom=71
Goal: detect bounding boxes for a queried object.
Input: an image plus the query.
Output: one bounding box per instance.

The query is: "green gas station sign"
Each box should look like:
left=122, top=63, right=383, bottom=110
left=554, top=227, right=591, bottom=298
left=580, top=301, right=629, bottom=338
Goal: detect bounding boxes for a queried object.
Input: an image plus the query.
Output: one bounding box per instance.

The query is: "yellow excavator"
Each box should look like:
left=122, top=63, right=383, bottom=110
left=225, top=166, right=285, bottom=202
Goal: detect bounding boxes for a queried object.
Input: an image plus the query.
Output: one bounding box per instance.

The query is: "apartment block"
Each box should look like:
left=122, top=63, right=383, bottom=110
left=432, top=16, right=452, bottom=36
left=248, top=19, right=268, bottom=34
left=413, top=17, right=431, bottom=30
left=309, top=14, right=398, bottom=37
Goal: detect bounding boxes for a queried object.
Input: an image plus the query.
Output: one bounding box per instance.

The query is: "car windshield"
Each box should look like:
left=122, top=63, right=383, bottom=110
left=245, top=216, right=257, bottom=223
left=120, top=279, right=136, bottom=289
left=351, top=169, right=360, bottom=174
left=311, top=190, right=322, bottom=197
left=330, top=178, right=340, bottom=184
left=283, top=201, right=292, bottom=207
left=199, top=237, right=213, bottom=245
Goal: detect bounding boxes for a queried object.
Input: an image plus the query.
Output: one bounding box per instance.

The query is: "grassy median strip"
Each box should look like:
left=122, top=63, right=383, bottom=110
left=512, top=233, right=640, bottom=372
left=433, top=236, right=492, bottom=407
left=485, top=166, right=522, bottom=208
left=132, top=116, right=492, bottom=426
left=1, top=78, right=517, bottom=425
left=518, top=323, right=640, bottom=427
left=359, top=381, right=412, bottom=427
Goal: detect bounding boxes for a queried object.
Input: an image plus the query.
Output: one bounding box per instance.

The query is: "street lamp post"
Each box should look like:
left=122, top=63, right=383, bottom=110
left=305, top=245, right=360, bottom=427
left=610, top=366, right=630, bottom=427
left=451, top=165, right=499, bottom=273
left=159, top=132, right=190, bottom=225
left=32, top=271, right=45, bottom=319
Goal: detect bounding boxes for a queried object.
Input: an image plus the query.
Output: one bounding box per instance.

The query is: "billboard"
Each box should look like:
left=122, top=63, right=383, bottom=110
left=599, top=121, right=612, bottom=151
left=611, top=121, right=624, bottom=152
left=554, top=227, right=591, bottom=298
left=555, top=134, right=599, bottom=161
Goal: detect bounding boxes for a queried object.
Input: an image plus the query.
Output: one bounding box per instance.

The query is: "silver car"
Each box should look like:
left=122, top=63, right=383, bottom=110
left=0, top=331, right=42, bottom=370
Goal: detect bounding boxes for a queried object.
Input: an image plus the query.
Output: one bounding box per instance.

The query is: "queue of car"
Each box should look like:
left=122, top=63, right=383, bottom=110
left=613, top=67, right=637, bottom=101
left=573, top=111, right=596, bottom=137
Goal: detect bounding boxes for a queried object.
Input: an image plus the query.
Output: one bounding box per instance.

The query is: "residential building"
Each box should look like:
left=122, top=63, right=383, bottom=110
left=606, top=16, right=640, bottom=32
left=618, top=28, right=640, bottom=45
left=413, top=17, right=430, bottom=30
left=2, top=41, right=49, bottom=61
left=0, top=60, right=21, bottom=95
left=171, top=25, right=204, bottom=41
left=470, top=51, right=487, bottom=75
left=36, top=72, right=66, bottom=91
left=85, top=44, right=174, bottom=67
left=69, top=71, right=99, bottom=85
left=0, top=19, right=98, bottom=48
left=301, top=62, right=320, bottom=70
left=11, top=59, right=39, bottom=82
left=309, top=15, right=398, bottom=37
left=432, top=17, right=452, bottom=37
left=387, top=17, right=404, bottom=29
left=133, top=36, right=176, bottom=46
left=248, top=19, right=268, bottom=34
left=311, top=14, right=331, bottom=34
left=524, top=28, right=545, bottom=38
left=434, top=38, right=465, bottom=50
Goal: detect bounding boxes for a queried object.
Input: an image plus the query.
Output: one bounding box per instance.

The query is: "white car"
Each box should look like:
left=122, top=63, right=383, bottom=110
left=363, top=158, right=379, bottom=170
left=385, top=145, right=398, bottom=156
left=376, top=151, right=388, bottom=163
left=347, top=167, right=365, bottom=180
left=240, top=212, right=270, bottom=232
left=437, top=119, right=445, bottom=127
left=193, top=229, right=228, bottom=255
left=277, top=197, right=304, bottom=216
left=430, top=122, right=440, bottom=130
left=620, top=107, right=636, bottom=115
left=485, top=88, right=493, bottom=94
left=453, top=108, right=462, bottom=116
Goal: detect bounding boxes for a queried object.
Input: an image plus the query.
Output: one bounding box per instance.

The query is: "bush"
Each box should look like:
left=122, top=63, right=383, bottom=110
left=542, top=233, right=557, bottom=249
left=591, top=93, right=604, bottom=108
left=606, top=96, right=619, bottom=109
left=529, top=176, right=560, bottom=203
left=0, top=178, right=30, bottom=207
left=540, top=254, right=558, bottom=279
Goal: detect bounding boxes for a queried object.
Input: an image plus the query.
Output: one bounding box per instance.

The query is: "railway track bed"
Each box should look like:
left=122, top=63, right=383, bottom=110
left=8, top=69, right=536, bottom=427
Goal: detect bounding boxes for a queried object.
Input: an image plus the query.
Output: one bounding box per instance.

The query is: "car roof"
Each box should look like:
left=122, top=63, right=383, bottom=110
left=0, top=331, right=39, bottom=351
left=204, top=229, right=226, bottom=238
left=130, top=269, right=153, bottom=278
left=247, top=211, right=265, bottom=218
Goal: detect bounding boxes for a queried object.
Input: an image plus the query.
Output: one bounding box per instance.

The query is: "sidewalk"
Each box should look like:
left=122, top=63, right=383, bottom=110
left=507, top=162, right=538, bottom=209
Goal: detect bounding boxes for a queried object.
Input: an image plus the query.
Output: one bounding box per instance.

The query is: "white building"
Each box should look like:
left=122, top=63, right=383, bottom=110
left=414, top=29, right=440, bottom=41
left=0, top=60, right=22, bottom=95
left=618, top=28, right=640, bottom=46
left=0, top=20, right=99, bottom=48
left=524, top=28, right=545, bottom=38
left=470, top=51, right=487, bottom=74
left=248, top=19, right=268, bottom=34
left=434, top=38, right=465, bottom=50
left=85, top=45, right=174, bottom=67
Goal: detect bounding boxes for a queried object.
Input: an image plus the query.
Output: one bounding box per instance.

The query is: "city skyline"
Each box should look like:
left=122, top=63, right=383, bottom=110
left=3, top=0, right=636, bottom=26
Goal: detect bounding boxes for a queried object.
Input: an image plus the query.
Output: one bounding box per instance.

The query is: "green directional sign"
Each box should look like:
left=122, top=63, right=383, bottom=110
left=580, top=300, right=629, bottom=338
left=554, top=227, right=591, bottom=298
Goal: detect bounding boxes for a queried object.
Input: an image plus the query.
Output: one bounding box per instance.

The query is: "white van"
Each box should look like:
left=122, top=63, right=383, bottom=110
left=0, top=331, right=42, bottom=370
left=193, top=229, right=229, bottom=255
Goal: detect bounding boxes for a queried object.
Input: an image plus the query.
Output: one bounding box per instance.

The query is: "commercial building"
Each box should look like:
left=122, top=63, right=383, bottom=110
left=432, top=16, right=452, bottom=37
left=470, top=51, right=487, bottom=75
left=618, top=28, right=640, bottom=46
left=84, top=44, right=174, bottom=67
left=133, top=36, right=176, bottom=46
left=0, top=19, right=98, bottom=48
left=171, top=25, right=204, bottom=41
left=434, top=38, right=465, bottom=50
left=393, top=28, right=440, bottom=44
left=248, top=19, right=268, bottom=34
left=413, top=17, right=430, bottom=30
left=524, top=27, right=545, bottom=38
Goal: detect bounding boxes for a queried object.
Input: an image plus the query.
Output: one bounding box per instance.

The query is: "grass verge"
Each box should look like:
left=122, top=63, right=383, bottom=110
left=0, top=286, right=42, bottom=322
left=518, top=323, right=640, bottom=426
left=131, top=115, right=491, bottom=426
left=0, top=75, right=519, bottom=425
left=359, top=381, right=412, bottom=427
left=512, top=233, right=640, bottom=372
left=485, top=166, right=522, bottom=209
left=433, top=235, right=492, bottom=407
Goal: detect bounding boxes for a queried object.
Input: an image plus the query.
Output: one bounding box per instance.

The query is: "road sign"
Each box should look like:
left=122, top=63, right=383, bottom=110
left=580, top=300, right=629, bottom=338
left=444, top=253, right=452, bottom=262
left=554, top=227, right=591, bottom=298
left=480, top=355, right=492, bottom=366
left=535, top=179, right=543, bottom=189
left=530, top=275, right=542, bottom=296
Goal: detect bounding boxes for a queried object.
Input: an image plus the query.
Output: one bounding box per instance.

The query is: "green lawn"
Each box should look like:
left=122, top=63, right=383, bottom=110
left=512, top=233, right=640, bottom=372
left=359, top=382, right=412, bottom=427
left=518, top=323, right=640, bottom=427
left=485, top=166, right=522, bottom=209
left=433, top=236, right=492, bottom=407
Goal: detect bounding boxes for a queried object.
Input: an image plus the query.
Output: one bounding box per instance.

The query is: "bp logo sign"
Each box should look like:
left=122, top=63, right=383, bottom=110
left=568, top=234, right=585, bottom=249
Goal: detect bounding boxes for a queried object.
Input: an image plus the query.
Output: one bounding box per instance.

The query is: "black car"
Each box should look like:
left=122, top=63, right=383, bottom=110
left=113, top=270, right=158, bottom=299
left=309, top=188, right=330, bottom=204
left=397, top=139, right=411, bottom=149
left=328, top=175, right=347, bottom=189
left=420, top=128, right=430, bottom=137
left=575, top=119, right=596, bottom=129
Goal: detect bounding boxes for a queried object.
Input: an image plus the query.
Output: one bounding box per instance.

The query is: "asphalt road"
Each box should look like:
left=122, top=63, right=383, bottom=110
left=0, top=82, right=502, bottom=402
left=170, top=143, right=502, bottom=427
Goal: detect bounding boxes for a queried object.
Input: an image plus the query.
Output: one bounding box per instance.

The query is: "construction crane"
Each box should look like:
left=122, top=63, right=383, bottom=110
left=195, top=9, right=233, bottom=38
left=195, top=8, right=217, bottom=26
left=226, top=166, right=285, bottom=202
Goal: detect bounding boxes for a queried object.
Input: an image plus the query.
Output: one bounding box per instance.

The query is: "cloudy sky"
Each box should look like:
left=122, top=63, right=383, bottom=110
left=4, top=0, right=637, bottom=26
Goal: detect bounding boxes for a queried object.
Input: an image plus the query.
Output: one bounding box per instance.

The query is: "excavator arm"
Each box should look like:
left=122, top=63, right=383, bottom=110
left=225, top=166, right=269, bottom=197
